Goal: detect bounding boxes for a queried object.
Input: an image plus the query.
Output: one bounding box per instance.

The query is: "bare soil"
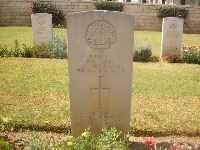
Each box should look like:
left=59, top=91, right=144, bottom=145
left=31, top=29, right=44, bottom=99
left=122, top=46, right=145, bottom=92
left=0, top=130, right=200, bottom=150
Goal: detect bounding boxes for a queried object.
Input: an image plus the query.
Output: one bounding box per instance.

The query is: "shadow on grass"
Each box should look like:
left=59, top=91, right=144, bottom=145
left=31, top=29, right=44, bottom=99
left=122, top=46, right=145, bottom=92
left=14, top=124, right=71, bottom=133
left=132, top=130, right=200, bottom=137
left=10, top=123, right=200, bottom=137
left=133, top=56, right=160, bottom=63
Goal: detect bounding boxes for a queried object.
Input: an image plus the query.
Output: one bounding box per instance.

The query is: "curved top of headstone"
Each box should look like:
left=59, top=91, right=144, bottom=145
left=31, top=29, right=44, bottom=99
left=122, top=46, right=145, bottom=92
left=164, top=17, right=184, bottom=20
left=67, top=10, right=133, bottom=17
left=67, top=10, right=134, bottom=50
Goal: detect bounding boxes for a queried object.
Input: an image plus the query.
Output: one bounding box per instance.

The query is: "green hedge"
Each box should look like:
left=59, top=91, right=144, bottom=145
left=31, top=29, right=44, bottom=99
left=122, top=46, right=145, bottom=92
left=31, top=0, right=65, bottom=26
left=157, top=6, right=189, bottom=19
left=94, top=2, right=123, bottom=12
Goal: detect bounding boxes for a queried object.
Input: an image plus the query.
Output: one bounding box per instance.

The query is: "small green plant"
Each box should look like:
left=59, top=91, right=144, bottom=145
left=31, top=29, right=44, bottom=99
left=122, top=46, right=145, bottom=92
left=21, top=126, right=130, bottom=150
left=157, top=6, right=189, bottom=19
left=0, top=138, right=15, bottom=150
left=48, top=34, right=68, bottom=59
left=0, top=116, right=15, bottom=131
left=21, top=132, right=56, bottom=150
left=22, top=44, right=34, bottom=58
left=96, top=126, right=130, bottom=150
left=12, top=39, right=22, bottom=57
left=181, top=45, right=200, bottom=64
left=31, top=0, right=65, bottom=26
left=133, top=42, right=152, bottom=62
left=95, top=2, right=123, bottom=12
left=55, top=126, right=130, bottom=150
left=0, top=45, right=8, bottom=57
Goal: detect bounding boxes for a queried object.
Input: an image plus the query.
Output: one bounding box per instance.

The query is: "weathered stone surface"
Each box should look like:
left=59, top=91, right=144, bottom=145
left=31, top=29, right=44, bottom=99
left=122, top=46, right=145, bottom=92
left=31, top=13, right=52, bottom=46
left=160, top=17, right=184, bottom=58
left=67, top=10, right=134, bottom=136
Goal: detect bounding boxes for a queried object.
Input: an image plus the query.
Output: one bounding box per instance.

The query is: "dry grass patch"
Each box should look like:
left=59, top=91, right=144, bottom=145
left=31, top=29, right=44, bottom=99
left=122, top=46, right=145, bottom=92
left=131, top=95, right=200, bottom=135
left=0, top=55, right=200, bottom=135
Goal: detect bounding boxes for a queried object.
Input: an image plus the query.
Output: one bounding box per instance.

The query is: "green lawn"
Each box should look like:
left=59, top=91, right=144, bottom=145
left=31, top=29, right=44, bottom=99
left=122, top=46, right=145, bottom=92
left=0, top=58, right=199, bottom=135
left=0, top=26, right=199, bottom=57
left=0, top=27, right=200, bottom=135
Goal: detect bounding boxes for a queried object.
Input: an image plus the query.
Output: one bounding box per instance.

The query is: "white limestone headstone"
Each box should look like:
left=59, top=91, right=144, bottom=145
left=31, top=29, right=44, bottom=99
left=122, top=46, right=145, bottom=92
left=31, top=13, right=52, bottom=46
left=160, top=17, right=184, bottom=58
left=67, top=10, right=134, bottom=136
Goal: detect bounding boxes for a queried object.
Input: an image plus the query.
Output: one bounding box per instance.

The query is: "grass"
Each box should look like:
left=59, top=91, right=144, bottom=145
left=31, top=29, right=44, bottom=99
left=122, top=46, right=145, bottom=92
left=0, top=27, right=199, bottom=57
left=0, top=58, right=200, bottom=135
left=132, top=63, right=200, bottom=135
left=134, top=31, right=200, bottom=57
left=0, top=58, right=70, bottom=130
left=0, top=27, right=200, bottom=135
left=0, top=27, right=66, bottom=49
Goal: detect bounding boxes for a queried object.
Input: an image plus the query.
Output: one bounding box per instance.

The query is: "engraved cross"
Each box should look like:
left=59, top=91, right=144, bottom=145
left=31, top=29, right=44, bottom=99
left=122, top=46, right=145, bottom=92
left=90, top=76, right=111, bottom=109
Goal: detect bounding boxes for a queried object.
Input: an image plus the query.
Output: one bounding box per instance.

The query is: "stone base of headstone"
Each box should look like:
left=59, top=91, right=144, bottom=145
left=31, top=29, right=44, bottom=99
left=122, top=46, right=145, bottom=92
left=31, top=13, right=52, bottom=46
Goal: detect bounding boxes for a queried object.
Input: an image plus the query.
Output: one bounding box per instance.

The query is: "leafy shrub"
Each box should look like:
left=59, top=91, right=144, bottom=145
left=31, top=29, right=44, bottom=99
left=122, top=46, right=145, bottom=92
left=0, top=139, right=15, bottom=150
left=21, top=126, right=130, bottom=150
left=133, top=42, right=152, bottom=62
left=162, top=54, right=183, bottom=63
left=181, top=45, right=200, bottom=64
left=31, top=0, right=65, bottom=26
left=180, top=0, right=185, bottom=5
left=157, top=6, right=189, bottom=19
left=30, top=0, right=48, bottom=13
left=48, top=34, right=67, bottom=59
left=47, top=4, right=65, bottom=26
left=0, top=38, right=68, bottom=59
left=22, top=44, right=34, bottom=58
left=0, top=45, right=8, bottom=57
left=0, top=40, right=23, bottom=57
left=95, top=2, right=123, bottom=12
left=12, top=39, right=22, bottom=57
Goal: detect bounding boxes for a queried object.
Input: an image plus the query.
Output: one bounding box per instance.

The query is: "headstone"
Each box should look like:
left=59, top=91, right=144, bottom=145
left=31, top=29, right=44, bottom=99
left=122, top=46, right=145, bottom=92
left=67, top=10, right=134, bottom=136
left=160, top=17, right=183, bottom=58
left=31, top=13, right=52, bottom=46
left=185, top=0, right=199, bottom=6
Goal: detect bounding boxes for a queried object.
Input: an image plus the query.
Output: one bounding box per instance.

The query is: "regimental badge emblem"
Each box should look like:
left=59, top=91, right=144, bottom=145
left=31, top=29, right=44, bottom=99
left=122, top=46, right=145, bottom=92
left=169, top=20, right=178, bottom=30
left=85, top=20, right=116, bottom=49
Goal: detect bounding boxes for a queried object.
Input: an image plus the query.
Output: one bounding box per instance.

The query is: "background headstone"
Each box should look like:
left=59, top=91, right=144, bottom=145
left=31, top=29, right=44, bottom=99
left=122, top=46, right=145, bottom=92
left=67, top=10, right=134, bottom=136
left=160, top=17, right=184, bottom=58
left=31, top=13, right=52, bottom=46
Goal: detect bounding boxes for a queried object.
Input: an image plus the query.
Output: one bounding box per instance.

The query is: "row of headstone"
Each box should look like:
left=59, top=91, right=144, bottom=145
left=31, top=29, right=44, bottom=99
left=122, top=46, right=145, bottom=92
left=31, top=11, right=183, bottom=136
left=30, top=13, right=183, bottom=59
